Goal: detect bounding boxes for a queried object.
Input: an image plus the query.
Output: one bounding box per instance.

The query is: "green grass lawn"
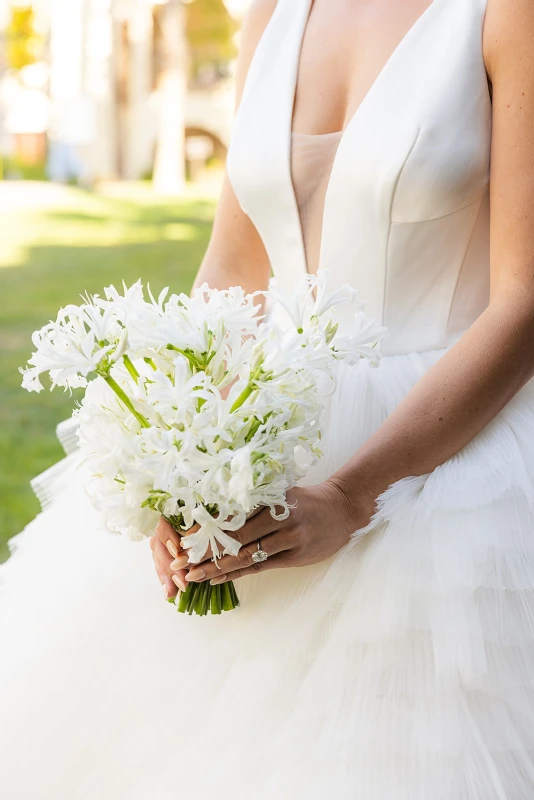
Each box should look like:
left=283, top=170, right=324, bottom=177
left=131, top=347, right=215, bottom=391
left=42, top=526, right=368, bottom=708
left=0, top=182, right=215, bottom=561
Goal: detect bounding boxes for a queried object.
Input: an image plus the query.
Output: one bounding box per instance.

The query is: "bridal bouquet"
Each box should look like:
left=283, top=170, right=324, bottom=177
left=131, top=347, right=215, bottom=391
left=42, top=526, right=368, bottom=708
left=21, top=271, right=384, bottom=616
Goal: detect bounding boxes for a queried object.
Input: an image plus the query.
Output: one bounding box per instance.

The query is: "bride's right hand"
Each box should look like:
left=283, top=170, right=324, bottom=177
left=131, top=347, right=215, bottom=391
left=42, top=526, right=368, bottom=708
left=151, top=518, right=199, bottom=599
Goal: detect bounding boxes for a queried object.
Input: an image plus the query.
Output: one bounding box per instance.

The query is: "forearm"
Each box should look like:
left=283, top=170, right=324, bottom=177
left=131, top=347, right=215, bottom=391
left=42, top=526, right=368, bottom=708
left=329, top=287, right=534, bottom=523
left=192, top=176, right=271, bottom=299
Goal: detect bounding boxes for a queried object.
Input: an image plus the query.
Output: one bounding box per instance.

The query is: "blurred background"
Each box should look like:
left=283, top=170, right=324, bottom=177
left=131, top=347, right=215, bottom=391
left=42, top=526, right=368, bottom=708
left=0, top=0, right=250, bottom=559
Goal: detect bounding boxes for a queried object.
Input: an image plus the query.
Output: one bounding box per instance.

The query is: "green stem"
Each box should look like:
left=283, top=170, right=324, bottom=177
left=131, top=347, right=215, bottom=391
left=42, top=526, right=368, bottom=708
left=244, top=415, right=262, bottom=443
left=221, top=583, right=235, bottom=612
left=230, top=364, right=267, bottom=414
left=166, top=344, right=199, bottom=371
left=104, top=375, right=150, bottom=428
left=123, top=354, right=140, bottom=381
left=230, top=383, right=255, bottom=413
left=175, top=579, right=239, bottom=616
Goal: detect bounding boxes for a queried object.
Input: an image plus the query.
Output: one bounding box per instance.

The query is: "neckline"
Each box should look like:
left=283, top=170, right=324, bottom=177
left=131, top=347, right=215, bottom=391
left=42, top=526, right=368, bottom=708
left=288, top=0, right=439, bottom=275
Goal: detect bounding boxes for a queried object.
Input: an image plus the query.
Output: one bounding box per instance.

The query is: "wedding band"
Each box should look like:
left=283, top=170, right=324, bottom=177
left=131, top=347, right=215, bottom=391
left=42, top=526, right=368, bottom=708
left=252, top=540, right=269, bottom=563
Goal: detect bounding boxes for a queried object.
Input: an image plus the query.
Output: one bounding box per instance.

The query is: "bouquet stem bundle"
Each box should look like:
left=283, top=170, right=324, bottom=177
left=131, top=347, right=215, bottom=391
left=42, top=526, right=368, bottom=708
left=164, top=516, right=239, bottom=615
left=174, top=577, right=239, bottom=616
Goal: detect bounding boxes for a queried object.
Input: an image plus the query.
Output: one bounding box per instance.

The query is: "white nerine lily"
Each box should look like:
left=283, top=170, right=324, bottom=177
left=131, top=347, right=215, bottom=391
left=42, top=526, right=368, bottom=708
left=23, top=271, right=386, bottom=579
left=182, top=505, right=244, bottom=563
left=21, top=327, right=109, bottom=392
left=267, top=275, right=315, bottom=330
left=308, top=270, right=362, bottom=318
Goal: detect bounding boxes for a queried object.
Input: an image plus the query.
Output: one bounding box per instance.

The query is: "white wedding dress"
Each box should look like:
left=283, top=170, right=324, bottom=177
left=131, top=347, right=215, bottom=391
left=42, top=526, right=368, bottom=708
left=3, top=0, right=534, bottom=797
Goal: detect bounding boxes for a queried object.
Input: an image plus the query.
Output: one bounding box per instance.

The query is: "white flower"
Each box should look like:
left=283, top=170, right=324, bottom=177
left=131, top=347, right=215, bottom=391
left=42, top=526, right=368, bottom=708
left=21, top=324, right=108, bottom=392
left=23, top=272, right=385, bottom=563
left=228, top=447, right=255, bottom=510
left=181, top=505, right=243, bottom=564
left=334, top=312, right=388, bottom=366
left=308, top=270, right=362, bottom=319
left=267, top=275, right=315, bottom=329
left=268, top=269, right=363, bottom=330
left=20, top=296, right=129, bottom=393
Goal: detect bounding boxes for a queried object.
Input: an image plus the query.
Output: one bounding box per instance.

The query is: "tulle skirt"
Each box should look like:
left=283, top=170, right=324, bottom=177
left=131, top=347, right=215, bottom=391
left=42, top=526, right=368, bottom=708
left=2, top=348, right=534, bottom=799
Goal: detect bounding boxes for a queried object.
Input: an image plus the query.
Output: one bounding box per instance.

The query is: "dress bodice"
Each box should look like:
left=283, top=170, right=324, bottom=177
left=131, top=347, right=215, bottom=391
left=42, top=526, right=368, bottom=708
left=227, top=0, right=491, bottom=356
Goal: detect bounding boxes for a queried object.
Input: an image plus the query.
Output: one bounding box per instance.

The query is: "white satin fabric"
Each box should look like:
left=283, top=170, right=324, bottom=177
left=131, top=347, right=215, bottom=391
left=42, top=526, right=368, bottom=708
left=3, top=1, right=534, bottom=798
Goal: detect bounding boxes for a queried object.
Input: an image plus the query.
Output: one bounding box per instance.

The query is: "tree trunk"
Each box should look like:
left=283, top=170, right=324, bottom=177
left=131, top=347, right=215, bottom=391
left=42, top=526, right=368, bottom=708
left=152, top=0, right=187, bottom=195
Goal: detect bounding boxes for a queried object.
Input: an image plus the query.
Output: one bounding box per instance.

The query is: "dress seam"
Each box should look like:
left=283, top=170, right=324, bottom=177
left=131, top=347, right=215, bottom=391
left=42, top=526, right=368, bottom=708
left=391, top=192, right=486, bottom=225
left=445, top=193, right=485, bottom=337
left=383, top=126, right=423, bottom=328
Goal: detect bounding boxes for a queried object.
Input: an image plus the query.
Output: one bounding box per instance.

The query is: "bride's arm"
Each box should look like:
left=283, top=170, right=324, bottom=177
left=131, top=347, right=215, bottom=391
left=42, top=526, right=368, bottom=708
left=329, top=0, right=534, bottom=523
left=190, top=0, right=277, bottom=296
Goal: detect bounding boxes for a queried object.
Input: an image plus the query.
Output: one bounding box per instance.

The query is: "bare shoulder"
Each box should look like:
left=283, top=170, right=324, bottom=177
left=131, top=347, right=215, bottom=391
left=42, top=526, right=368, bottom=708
left=483, top=0, right=534, bottom=80
left=243, top=0, right=279, bottom=37
left=235, top=0, right=278, bottom=101
left=239, top=0, right=278, bottom=63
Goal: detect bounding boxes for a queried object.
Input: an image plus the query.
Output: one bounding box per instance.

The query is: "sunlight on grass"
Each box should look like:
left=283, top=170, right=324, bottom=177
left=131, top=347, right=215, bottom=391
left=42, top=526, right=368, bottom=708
left=0, top=182, right=215, bottom=561
left=0, top=187, right=204, bottom=270
left=0, top=240, right=28, bottom=269
left=0, top=220, right=200, bottom=268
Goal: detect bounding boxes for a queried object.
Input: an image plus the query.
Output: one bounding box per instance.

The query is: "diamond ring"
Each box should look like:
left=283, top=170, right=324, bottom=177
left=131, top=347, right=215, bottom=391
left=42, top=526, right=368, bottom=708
left=252, top=540, right=268, bottom=563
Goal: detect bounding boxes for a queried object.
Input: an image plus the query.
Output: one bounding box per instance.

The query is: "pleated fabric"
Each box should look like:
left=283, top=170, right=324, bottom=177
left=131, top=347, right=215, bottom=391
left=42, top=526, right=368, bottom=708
left=2, top=350, right=534, bottom=799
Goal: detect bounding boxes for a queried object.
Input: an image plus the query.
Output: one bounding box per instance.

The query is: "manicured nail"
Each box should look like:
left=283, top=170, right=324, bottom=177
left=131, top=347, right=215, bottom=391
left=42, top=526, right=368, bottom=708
left=186, top=568, right=206, bottom=582
left=162, top=582, right=169, bottom=598
left=172, top=574, right=187, bottom=592
left=210, top=574, right=227, bottom=586
left=166, top=539, right=178, bottom=558
left=170, top=556, right=188, bottom=570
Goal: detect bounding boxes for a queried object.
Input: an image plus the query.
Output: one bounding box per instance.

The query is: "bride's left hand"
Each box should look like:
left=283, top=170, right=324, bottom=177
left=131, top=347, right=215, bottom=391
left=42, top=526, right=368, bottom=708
left=174, top=481, right=369, bottom=587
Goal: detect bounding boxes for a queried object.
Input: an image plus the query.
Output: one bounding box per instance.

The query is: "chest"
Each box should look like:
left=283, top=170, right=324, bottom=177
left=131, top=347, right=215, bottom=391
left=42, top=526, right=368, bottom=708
left=292, top=0, right=435, bottom=134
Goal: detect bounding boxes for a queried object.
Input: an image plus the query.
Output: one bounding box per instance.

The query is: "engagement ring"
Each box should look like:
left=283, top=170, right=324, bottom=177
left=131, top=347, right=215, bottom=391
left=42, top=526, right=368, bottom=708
left=252, top=540, right=268, bottom=563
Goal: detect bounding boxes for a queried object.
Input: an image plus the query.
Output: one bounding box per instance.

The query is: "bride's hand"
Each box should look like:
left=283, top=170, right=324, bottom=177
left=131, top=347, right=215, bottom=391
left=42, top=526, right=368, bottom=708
left=178, top=482, right=370, bottom=587
left=151, top=519, right=199, bottom=599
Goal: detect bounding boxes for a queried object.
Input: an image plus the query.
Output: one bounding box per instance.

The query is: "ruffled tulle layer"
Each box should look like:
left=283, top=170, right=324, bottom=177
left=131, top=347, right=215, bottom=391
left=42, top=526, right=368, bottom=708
left=2, top=349, right=534, bottom=799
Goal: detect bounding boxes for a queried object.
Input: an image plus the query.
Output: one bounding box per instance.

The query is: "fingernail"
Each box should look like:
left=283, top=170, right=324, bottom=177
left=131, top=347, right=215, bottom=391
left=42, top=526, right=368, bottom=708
left=170, top=556, right=188, bottom=570
left=172, top=574, right=187, bottom=592
left=210, top=575, right=227, bottom=586
left=162, top=582, right=169, bottom=598
left=166, top=539, right=178, bottom=558
left=186, top=568, right=206, bottom=582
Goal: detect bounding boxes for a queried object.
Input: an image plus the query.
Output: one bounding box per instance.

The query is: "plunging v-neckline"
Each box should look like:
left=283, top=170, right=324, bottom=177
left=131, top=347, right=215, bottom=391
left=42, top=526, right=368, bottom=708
left=288, top=0, right=439, bottom=275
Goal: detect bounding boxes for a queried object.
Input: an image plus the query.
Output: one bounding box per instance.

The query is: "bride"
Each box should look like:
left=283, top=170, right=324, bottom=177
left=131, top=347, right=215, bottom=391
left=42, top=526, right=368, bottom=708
left=2, top=0, right=534, bottom=797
